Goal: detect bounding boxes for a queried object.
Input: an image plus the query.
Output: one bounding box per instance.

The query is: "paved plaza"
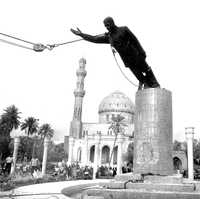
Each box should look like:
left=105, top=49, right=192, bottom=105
left=0, top=179, right=109, bottom=199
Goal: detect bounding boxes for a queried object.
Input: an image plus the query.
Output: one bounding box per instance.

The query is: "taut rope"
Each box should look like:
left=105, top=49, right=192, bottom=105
left=0, top=32, right=138, bottom=87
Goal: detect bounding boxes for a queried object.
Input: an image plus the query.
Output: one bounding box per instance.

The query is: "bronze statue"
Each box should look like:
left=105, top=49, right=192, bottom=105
left=71, top=17, right=160, bottom=90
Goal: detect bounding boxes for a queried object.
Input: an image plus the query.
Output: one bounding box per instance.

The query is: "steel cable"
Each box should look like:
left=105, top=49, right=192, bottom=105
left=0, top=38, right=33, bottom=51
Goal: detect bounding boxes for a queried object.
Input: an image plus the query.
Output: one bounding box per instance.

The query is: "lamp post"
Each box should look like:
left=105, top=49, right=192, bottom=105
left=10, top=136, right=20, bottom=176
left=42, top=136, right=50, bottom=177
left=185, top=127, right=194, bottom=181
left=10, top=129, right=25, bottom=176
left=93, top=131, right=101, bottom=179
left=117, top=133, right=123, bottom=175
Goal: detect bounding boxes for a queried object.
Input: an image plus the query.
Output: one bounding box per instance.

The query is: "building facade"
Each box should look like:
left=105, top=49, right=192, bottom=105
left=64, top=58, right=187, bottom=174
left=65, top=58, right=134, bottom=174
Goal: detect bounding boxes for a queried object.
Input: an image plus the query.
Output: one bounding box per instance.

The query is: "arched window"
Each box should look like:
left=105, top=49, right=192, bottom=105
left=173, top=157, right=182, bottom=170
left=77, top=147, right=82, bottom=162
left=90, top=145, right=95, bottom=163
left=101, top=145, right=110, bottom=164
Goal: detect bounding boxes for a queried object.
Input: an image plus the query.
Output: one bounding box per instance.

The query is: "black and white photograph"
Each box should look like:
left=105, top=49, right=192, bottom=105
left=0, top=0, right=200, bottom=198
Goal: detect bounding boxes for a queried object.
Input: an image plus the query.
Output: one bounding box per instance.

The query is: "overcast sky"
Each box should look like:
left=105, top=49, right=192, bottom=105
left=0, top=0, right=200, bottom=142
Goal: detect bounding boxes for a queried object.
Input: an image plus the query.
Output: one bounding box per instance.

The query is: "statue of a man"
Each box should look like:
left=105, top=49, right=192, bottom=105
left=71, top=17, right=160, bottom=90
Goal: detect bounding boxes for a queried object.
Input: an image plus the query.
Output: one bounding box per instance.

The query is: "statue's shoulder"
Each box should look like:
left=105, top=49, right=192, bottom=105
left=120, top=26, right=128, bottom=29
left=118, top=26, right=129, bottom=32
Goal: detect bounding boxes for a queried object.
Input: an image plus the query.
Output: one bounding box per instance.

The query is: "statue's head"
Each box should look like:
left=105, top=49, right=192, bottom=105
left=103, top=17, right=116, bottom=32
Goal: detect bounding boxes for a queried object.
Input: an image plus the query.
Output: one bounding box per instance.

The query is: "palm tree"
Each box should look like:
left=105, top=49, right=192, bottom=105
left=21, top=117, right=39, bottom=158
left=108, top=114, right=126, bottom=166
left=21, top=117, right=39, bottom=137
left=38, top=123, right=54, bottom=141
left=38, top=123, right=54, bottom=176
left=0, top=105, right=21, bottom=135
left=37, top=123, right=54, bottom=161
left=0, top=105, right=21, bottom=160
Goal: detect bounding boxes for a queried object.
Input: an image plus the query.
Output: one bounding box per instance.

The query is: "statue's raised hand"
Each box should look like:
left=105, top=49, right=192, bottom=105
left=70, top=28, right=82, bottom=36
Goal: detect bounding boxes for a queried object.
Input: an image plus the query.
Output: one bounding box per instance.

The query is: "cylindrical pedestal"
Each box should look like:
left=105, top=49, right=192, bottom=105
left=134, top=88, right=173, bottom=175
left=42, top=137, right=50, bottom=176
left=10, top=137, right=20, bottom=175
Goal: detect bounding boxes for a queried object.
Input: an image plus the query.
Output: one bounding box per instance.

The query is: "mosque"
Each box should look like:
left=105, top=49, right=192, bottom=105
left=64, top=58, right=187, bottom=174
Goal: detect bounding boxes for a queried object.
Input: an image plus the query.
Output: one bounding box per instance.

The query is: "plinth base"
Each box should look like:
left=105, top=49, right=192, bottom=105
left=85, top=174, right=200, bottom=199
left=84, top=173, right=200, bottom=199
left=85, top=188, right=200, bottom=199
left=134, top=88, right=173, bottom=175
left=114, top=173, right=183, bottom=183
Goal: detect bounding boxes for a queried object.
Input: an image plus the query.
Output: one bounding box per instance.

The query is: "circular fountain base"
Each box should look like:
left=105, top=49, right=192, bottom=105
left=82, top=174, right=200, bottom=199
left=85, top=188, right=200, bottom=199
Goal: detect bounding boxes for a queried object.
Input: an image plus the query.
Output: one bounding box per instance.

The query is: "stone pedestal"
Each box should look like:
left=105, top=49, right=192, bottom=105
left=134, top=88, right=173, bottom=175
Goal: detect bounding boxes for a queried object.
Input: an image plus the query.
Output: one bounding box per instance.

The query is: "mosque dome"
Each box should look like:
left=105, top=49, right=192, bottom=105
left=98, top=91, right=134, bottom=124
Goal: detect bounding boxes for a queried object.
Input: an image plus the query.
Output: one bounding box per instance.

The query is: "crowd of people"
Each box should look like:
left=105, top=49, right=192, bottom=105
left=51, top=162, right=93, bottom=180
left=122, top=162, right=133, bottom=173
left=96, top=165, right=117, bottom=178
left=0, top=156, right=41, bottom=177
left=51, top=162, right=123, bottom=179
left=0, top=155, right=133, bottom=181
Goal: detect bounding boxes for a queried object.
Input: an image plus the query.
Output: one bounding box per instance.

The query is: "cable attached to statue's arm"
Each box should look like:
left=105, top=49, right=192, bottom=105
left=0, top=29, right=109, bottom=52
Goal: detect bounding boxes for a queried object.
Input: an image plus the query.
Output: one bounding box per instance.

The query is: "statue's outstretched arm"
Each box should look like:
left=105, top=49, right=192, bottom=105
left=71, top=28, right=109, bottom=44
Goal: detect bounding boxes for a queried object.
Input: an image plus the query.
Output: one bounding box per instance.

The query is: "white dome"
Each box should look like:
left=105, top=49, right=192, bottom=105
left=99, top=91, right=134, bottom=114
left=98, top=91, right=134, bottom=124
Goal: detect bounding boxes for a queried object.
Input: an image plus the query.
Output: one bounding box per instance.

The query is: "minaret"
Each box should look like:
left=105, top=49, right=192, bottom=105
left=70, top=58, right=87, bottom=139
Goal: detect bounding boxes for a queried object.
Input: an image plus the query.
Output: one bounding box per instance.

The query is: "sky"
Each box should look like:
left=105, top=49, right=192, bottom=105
left=0, top=0, right=200, bottom=142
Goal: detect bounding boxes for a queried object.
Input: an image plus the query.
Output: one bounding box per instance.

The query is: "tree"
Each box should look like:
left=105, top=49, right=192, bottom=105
left=173, top=140, right=187, bottom=157
left=193, top=139, right=200, bottom=165
left=108, top=114, right=126, bottom=166
left=13, top=136, right=34, bottom=161
left=173, top=139, right=200, bottom=167
left=37, top=123, right=54, bottom=161
left=21, top=117, right=39, bottom=137
left=0, top=105, right=21, bottom=160
left=0, top=105, right=21, bottom=135
left=38, top=123, right=54, bottom=141
left=47, top=142, right=65, bottom=162
left=21, top=117, right=39, bottom=158
left=173, top=140, right=183, bottom=151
